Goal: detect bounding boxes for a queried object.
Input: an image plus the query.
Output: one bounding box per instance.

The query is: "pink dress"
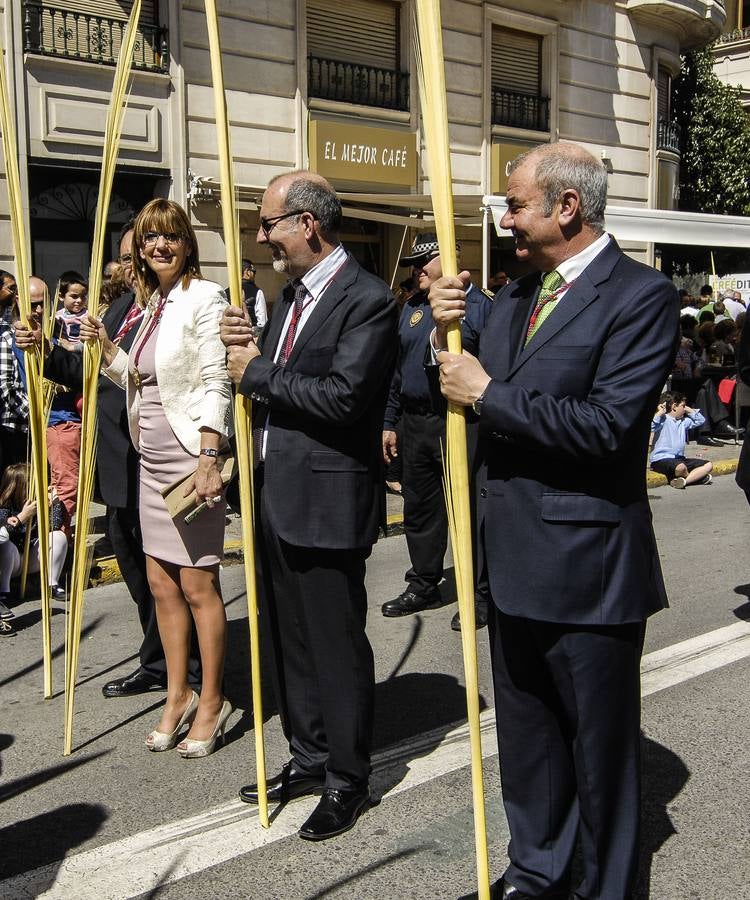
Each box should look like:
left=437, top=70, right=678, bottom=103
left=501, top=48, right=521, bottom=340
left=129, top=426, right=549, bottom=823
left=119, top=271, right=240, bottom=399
left=130, top=318, right=226, bottom=567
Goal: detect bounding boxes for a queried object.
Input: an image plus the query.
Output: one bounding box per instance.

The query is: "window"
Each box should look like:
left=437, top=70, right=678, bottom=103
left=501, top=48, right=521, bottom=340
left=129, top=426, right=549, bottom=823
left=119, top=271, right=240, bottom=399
left=23, top=0, right=168, bottom=73
left=307, top=0, right=409, bottom=111
left=491, top=26, right=549, bottom=132
left=656, top=68, right=680, bottom=154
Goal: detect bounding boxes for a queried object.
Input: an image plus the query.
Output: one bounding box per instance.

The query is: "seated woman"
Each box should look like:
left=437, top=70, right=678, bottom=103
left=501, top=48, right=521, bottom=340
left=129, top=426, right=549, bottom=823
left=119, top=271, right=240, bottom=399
left=0, top=463, right=69, bottom=626
left=81, top=199, right=233, bottom=758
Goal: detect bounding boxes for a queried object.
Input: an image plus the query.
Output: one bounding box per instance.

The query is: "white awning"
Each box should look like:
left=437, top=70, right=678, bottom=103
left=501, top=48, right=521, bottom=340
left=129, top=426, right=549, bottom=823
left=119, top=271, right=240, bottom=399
left=483, top=196, right=750, bottom=247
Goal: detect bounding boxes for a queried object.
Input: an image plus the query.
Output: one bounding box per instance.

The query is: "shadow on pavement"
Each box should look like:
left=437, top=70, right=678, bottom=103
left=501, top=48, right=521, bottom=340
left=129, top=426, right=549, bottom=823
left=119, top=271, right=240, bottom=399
left=218, top=614, right=282, bottom=748
left=732, top=584, right=750, bottom=620
left=305, top=847, right=427, bottom=899
left=73, top=701, right=165, bottom=753
left=0, top=750, right=111, bottom=805
left=0, top=616, right=104, bottom=690
left=0, top=802, right=108, bottom=882
left=636, top=731, right=690, bottom=899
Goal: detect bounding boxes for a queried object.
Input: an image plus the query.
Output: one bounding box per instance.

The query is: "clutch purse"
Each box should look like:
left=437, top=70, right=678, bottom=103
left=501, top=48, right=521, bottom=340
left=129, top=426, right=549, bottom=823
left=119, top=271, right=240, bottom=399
left=159, top=455, right=235, bottom=520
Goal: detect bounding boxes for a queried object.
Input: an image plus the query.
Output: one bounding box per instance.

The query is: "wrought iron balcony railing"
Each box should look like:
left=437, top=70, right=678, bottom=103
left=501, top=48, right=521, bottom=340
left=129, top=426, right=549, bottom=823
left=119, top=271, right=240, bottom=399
left=23, top=2, right=169, bottom=74
left=718, top=26, right=750, bottom=43
left=657, top=118, right=681, bottom=154
left=491, top=87, right=550, bottom=132
left=308, top=55, right=409, bottom=111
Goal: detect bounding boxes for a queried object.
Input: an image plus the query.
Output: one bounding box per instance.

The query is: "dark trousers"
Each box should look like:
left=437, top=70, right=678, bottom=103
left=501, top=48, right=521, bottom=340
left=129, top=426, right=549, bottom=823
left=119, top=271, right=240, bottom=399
left=401, top=410, right=448, bottom=595
left=401, top=410, right=488, bottom=602
left=489, top=607, right=644, bottom=899
left=694, top=378, right=729, bottom=434
left=107, top=505, right=201, bottom=685
left=257, top=477, right=374, bottom=791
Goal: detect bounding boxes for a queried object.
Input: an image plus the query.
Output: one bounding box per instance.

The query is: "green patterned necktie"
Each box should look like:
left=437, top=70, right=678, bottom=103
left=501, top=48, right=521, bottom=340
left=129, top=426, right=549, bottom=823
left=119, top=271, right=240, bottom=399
left=525, top=269, right=565, bottom=346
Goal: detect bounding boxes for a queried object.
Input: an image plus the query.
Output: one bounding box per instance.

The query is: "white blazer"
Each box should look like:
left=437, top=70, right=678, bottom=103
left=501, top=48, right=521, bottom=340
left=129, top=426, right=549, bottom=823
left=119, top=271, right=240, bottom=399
left=103, top=278, right=232, bottom=456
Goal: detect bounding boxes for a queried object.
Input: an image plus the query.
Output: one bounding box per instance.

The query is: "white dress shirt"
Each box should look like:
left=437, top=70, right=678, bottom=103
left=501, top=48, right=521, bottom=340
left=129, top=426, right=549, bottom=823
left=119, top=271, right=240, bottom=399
left=271, top=243, right=348, bottom=362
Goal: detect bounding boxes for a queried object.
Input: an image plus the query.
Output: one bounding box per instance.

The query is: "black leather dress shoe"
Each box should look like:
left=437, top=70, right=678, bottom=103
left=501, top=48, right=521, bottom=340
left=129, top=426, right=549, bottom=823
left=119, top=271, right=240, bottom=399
left=458, top=877, right=568, bottom=899
left=451, top=599, right=489, bottom=632
left=382, top=588, right=442, bottom=617
left=713, top=420, right=744, bottom=438
left=101, top=668, right=167, bottom=698
left=298, top=787, right=370, bottom=841
left=697, top=435, right=725, bottom=447
left=239, top=760, right=325, bottom=805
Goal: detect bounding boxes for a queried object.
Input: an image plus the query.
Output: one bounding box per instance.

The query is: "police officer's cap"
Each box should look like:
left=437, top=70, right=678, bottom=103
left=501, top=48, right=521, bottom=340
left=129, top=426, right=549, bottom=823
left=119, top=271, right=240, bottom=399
left=399, top=232, right=460, bottom=267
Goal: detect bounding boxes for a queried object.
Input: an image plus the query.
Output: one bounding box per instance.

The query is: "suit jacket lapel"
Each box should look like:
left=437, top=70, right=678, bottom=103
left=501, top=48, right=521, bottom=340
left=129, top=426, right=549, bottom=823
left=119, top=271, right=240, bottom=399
left=284, top=256, right=358, bottom=367
left=507, top=237, right=620, bottom=378
left=507, top=275, right=541, bottom=365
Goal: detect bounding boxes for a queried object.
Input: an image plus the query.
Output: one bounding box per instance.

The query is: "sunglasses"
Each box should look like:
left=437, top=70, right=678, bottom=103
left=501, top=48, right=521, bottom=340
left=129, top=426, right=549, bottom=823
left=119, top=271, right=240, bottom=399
left=259, top=210, right=311, bottom=239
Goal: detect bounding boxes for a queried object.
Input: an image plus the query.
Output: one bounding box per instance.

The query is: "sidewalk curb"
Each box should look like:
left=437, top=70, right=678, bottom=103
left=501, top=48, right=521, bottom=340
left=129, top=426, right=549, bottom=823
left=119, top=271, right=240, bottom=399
left=88, top=459, right=740, bottom=587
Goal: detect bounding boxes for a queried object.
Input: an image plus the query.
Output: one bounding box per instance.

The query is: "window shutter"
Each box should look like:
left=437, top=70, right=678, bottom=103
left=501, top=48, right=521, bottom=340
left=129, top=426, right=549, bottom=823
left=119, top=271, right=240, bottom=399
left=657, top=69, right=671, bottom=121
left=492, top=27, right=542, bottom=96
left=307, top=0, right=399, bottom=70
left=48, top=1, right=157, bottom=25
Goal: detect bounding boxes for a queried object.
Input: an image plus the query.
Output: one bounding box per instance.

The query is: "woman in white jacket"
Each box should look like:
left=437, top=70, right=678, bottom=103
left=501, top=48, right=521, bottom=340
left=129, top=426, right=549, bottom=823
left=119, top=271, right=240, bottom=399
left=82, top=199, right=233, bottom=758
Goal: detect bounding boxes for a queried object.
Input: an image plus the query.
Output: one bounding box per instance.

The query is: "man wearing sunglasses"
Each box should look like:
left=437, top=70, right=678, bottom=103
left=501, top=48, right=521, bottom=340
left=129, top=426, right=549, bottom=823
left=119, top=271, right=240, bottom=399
left=221, top=171, right=397, bottom=842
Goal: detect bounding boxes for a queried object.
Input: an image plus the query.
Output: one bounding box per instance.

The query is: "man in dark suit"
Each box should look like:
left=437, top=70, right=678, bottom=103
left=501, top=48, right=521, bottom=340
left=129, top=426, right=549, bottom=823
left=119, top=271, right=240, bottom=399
left=17, top=223, right=200, bottom=696
left=430, top=143, right=679, bottom=900
left=220, top=171, right=397, bottom=841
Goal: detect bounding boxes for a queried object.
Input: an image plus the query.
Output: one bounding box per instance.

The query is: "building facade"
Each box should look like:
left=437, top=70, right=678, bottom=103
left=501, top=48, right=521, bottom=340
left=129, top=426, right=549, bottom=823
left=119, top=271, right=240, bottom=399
left=713, top=0, right=750, bottom=109
left=0, top=0, right=726, bottom=296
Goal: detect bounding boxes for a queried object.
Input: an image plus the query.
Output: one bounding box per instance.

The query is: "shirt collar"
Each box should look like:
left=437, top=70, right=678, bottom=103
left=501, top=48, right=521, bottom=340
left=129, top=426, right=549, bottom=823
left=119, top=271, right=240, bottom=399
left=552, top=232, right=611, bottom=285
left=299, top=244, right=348, bottom=300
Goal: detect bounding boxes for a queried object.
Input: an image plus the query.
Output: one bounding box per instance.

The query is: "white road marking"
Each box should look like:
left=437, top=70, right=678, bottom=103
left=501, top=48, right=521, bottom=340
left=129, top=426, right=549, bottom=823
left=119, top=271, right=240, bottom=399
left=641, top=619, right=750, bottom=696
left=5, top=620, right=750, bottom=899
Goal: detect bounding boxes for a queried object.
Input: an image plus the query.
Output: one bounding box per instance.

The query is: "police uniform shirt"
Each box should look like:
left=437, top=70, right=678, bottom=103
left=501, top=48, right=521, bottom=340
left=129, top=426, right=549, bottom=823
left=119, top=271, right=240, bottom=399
left=383, top=283, right=492, bottom=428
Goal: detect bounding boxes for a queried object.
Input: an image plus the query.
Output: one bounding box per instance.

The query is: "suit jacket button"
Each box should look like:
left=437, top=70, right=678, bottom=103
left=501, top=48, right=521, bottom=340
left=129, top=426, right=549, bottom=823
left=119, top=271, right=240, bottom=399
left=480, top=488, right=487, bottom=498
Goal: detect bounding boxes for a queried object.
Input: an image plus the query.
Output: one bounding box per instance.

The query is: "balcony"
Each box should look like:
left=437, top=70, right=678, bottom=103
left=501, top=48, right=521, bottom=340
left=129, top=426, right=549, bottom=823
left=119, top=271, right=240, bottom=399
left=627, top=0, right=725, bottom=49
left=308, top=55, right=409, bottom=112
left=657, top=118, right=681, bottom=154
left=718, top=25, right=750, bottom=44
left=23, top=2, right=169, bottom=74
left=491, top=88, right=550, bottom=133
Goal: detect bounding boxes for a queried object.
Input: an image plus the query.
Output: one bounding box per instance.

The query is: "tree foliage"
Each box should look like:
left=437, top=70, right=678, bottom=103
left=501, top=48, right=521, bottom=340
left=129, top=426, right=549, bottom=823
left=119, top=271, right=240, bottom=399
left=673, top=47, right=750, bottom=215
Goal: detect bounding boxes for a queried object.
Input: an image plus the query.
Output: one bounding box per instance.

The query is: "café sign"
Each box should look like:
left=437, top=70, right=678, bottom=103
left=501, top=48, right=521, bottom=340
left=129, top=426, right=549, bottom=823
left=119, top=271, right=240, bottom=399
left=309, top=119, right=417, bottom=188
left=491, top=140, right=543, bottom=194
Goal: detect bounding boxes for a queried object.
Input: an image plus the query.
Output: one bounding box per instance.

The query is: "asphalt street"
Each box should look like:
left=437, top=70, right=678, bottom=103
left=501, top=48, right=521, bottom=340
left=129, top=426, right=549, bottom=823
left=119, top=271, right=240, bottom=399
left=2, top=471, right=750, bottom=899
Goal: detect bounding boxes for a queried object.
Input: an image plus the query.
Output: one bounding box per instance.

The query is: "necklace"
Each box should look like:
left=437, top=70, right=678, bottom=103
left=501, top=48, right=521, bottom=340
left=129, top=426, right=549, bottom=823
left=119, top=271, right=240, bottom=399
left=131, top=296, right=167, bottom=393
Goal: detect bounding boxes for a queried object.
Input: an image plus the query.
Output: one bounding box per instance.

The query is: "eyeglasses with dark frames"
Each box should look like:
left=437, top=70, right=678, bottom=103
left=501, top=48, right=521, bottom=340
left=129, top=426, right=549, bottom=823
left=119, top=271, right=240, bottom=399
left=259, top=209, right=310, bottom=239
left=142, top=232, right=187, bottom=247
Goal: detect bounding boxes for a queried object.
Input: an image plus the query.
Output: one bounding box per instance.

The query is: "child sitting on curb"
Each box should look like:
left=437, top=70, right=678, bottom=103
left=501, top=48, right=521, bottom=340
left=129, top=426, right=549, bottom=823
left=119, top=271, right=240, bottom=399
left=650, top=391, right=714, bottom=489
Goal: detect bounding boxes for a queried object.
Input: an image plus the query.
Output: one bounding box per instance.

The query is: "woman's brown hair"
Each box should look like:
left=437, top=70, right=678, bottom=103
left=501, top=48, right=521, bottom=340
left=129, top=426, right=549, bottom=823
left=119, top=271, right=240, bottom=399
left=132, top=199, right=202, bottom=303
left=0, top=463, right=28, bottom=511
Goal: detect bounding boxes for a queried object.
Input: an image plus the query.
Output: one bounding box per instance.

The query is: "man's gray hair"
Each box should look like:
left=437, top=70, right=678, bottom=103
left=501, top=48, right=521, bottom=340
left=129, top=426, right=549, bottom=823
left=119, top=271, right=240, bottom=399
left=283, top=176, right=343, bottom=240
left=509, top=145, right=608, bottom=232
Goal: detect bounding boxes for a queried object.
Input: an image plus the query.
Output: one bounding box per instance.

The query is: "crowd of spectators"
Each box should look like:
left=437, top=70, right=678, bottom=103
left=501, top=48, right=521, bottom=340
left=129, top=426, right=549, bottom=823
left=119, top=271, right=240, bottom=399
left=0, top=262, right=129, bottom=634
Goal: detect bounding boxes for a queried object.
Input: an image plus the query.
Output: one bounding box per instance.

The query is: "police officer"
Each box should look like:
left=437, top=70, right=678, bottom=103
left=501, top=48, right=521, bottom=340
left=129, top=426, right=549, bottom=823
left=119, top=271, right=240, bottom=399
left=382, top=233, right=493, bottom=628
left=239, top=259, right=268, bottom=329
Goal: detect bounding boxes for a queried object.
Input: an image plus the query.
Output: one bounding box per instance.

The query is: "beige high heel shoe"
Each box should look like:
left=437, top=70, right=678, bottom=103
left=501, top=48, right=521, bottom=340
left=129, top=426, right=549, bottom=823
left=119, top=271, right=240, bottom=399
left=176, top=698, right=233, bottom=758
left=145, top=690, right=199, bottom=752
